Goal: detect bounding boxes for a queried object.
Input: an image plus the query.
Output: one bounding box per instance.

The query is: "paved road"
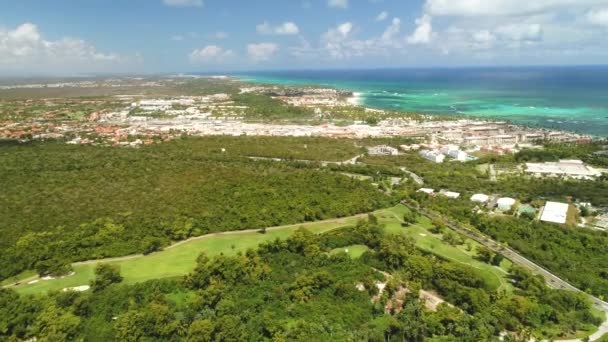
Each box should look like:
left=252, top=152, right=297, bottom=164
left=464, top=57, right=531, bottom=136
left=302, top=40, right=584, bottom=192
left=402, top=201, right=608, bottom=341
left=399, top=167, right=424, bottom=185
left=247, top=154, right=363, bottom=167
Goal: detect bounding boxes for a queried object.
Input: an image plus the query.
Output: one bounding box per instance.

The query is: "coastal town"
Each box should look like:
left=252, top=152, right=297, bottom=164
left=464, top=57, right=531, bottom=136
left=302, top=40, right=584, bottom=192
left=0, top=76, right=593, bottom=150
left=1, top=74, right=608, bottom=342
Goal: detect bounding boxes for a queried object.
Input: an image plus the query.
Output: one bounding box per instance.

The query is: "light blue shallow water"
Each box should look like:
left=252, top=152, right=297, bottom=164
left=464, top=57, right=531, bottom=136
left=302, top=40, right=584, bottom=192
left=235, top=67, right=608, bottom=137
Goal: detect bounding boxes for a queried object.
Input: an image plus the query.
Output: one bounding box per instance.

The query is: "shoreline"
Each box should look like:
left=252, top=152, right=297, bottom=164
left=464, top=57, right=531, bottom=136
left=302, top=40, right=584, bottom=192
left=234, top=75, right=606, bottom=139
left=347, top=92, right=363, bottom=106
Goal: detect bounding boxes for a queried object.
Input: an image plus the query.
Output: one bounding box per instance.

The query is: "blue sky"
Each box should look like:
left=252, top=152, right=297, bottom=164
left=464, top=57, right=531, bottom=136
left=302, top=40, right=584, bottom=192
left=1, top=0, right=608, bottom=75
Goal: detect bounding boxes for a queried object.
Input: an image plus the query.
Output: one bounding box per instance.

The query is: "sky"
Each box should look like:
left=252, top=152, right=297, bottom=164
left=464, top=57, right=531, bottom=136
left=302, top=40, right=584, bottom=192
left=1, top=0, right=608, bottom=75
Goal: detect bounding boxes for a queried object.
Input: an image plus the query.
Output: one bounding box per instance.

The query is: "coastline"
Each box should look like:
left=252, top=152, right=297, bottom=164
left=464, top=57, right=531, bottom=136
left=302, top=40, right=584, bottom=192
left=230, top=75, right=608, bottom=140
left=235, top=71, right=608, bottom=138
left=347, top=92, right=363, bottom=106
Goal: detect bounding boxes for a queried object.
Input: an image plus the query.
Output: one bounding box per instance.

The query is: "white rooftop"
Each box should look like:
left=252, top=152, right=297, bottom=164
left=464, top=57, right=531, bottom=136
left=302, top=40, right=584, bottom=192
left=440, top=190, right=461, bottom=199
left=497, top=197, right=516, bottom=206
left=418, top=188, right=434, bottom=194
left=471, top=194, right=490, bottom=203
left=526, top=160, right=601, bottom=178
left=540, top=201, right=569, bottom=224
left=445, top=192, right=460, bottom=199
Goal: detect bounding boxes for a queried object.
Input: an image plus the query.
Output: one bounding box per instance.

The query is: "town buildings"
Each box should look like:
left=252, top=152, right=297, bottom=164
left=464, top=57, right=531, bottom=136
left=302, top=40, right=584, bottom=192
left=526, top=160, right=603, bottom=180
left=367, top=145, right=399, bottom=156
left=420, top=150, right=446, bottom=163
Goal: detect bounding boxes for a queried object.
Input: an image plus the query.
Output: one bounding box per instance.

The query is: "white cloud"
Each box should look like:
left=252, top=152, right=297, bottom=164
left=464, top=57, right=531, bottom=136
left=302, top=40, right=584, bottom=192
left=247, top=43, right=279, bottom=62
left=425, top=0, right=608, bottom=17
left=495, top=24, right=543, bottom=42
left=276, top=22, right=300, bottom=35
left=0, top=22, right=129, bottom=73
left=471, top=30, right=497, bottom=49
left=320, top=22, right=354, bottom=59
left=328, top=0, right=349, bottom=9
left=587, top=8, right=608, bottom=26
left=407, top=15, right=435, bottom=44
left=381, top=18, right=401, bottom=42
left=189, top=45, right=234, bottom=63
left=336, top=22, right=353, bottom=36
left=257, top=21, right=300, bottom=35
left=163, top=0, right=203, bottom=7
left=292, top=19, right=408, bottom=60
left=256, top=22, right=272, bottom=34
left=171, top=35, right=185, bottom=41
left=376, top=11, right=389, bottom=21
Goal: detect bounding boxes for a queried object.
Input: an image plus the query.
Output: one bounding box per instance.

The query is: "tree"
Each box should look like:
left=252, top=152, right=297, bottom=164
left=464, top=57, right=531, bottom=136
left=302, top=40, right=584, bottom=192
left=368, top=213, right=379, bottom=225
left=31, top=304, right=81, bottom=341
left=403, top=210, right=418, bottom=226
left=90, top=263, right=123, bottom=292
left=114, top=310, right=145, bottom=342
left=35, top=258, right=73, bottom=277
left=492, top=253, right=504, bottom=266
left=430, top=218, right=445, bottom=234
left=476, top=246, right=494, bottom=264
left=520, top=211, right=536, bottom=220
left=188, top=319, right=215, bottom=342
left=442, top=231, right=463, bottom=246
left=141, top=237, right=163, bottom=255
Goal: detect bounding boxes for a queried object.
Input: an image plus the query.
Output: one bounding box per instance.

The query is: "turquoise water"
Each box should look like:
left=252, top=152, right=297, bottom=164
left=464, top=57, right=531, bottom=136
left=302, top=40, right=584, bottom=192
left=236, top=67, right=608, bottom=137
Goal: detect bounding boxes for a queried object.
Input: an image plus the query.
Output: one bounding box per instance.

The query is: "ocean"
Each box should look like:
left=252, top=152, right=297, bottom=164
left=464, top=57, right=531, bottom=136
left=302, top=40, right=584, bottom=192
left=237, top=66, right=608, bottom=137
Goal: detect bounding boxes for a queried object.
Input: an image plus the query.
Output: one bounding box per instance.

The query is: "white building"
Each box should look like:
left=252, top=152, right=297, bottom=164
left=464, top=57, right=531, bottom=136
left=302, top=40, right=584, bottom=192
left=420, top=150, right=446, bottom=163
left=540, top=202, right=570, bottom=224
left=448, top=149, right=469, bottom=162
left=417, top=188, right=435, bottom=194
left=440, top=190, right=461, bottom=199
left=497, top=197, right=516, bottom=211
left=368, top=145, right=399, bottom=156
left=470, top=194, right=490, bottom=203
left=526, top=160, right=602, bottom=180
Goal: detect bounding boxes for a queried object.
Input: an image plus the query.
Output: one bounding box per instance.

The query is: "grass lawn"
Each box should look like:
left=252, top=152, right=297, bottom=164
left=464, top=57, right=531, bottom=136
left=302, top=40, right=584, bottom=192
left=13, top=204, right=513, bottom=295
left=14, top=215, right=362, bottom=295
left=330, top=245, right=370, bottom=258
left=0, top=270, right=37, bottom=287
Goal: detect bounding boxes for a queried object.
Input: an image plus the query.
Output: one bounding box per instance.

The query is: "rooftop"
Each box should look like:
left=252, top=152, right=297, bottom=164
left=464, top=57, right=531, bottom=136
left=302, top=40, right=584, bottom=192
left=540, top=201, right=570, bottom=224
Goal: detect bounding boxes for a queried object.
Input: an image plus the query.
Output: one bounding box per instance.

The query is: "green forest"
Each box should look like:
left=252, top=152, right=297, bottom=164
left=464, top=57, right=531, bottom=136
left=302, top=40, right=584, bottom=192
left=0, top=219, right=601, bottom=341
left=1, top=135, right=607, bottom=340
left=0, top=138, right=392, bottom=280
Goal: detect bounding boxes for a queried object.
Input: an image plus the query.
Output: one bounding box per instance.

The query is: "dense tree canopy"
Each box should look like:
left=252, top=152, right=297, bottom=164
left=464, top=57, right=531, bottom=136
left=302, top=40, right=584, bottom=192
left=0, top=138, right=392, bottom=279
left=0, top=219, right=600, bottom=341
